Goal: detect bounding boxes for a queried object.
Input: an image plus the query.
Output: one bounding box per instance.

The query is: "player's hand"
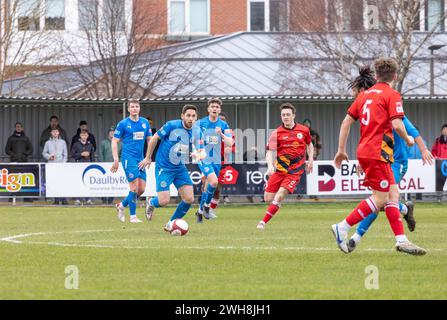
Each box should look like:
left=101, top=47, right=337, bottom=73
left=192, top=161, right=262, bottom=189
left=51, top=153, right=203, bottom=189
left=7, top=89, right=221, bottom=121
left=306, top=161, right=313, bottom=174
left=215, top=127, right=222, bottom=135
left=111, top=160, right=119, bottom=173
left=406, top=136, right=415, bottom=147
left=334, top=151, right=349, bottom=169
left=422, top=149, right=434, bottom=166
left=266, top=166, right=275, bottom=176
left=138, top=157, right=152, bottom=170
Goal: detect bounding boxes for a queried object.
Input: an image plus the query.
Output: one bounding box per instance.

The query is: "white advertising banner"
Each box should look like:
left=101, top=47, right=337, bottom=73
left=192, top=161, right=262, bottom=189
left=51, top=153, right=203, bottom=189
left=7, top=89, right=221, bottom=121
left=45, top=163, right=178, bottom=197
left=307, top=159, right=436, bottom=195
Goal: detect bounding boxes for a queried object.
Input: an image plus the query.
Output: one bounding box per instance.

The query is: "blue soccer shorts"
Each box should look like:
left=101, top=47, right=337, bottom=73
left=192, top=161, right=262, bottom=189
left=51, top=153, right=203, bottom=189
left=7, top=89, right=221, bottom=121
left=155, top=164, right=192, bottom=192
left=122, top=158, right=146, bottom=183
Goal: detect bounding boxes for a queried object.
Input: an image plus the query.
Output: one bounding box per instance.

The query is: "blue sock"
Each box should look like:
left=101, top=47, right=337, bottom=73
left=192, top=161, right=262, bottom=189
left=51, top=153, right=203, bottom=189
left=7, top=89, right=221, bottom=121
left=204, top=185, right=217, bottom=206
left=170, top=201, right=191, bottom=221
left=128, top=191, right=137, bottom=216
left=399, top=202, right=404, bottom=212
left=356, top=213, right=378, bottom=237
left=122, top=191, right=135, bottom=208
left=149, top=197, right=161, bottom=208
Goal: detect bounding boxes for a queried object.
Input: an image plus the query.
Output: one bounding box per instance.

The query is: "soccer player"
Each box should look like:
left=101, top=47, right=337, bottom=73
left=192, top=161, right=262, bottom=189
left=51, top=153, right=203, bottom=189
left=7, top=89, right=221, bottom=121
left=143, top=105, right=202, bottom=231
left=257, top=103, right=314, bottom=230
left=331, top=58, right=426, bottom=255
left=195, top=98, right=233, bottom=223
left=345, top=66, right=434, bottom=252
left=111, top=99, right=152, bottom=223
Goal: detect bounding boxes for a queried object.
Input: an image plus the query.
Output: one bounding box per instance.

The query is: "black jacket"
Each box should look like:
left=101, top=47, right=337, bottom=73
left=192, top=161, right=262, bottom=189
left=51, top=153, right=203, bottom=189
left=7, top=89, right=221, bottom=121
left=71, top=128, right=97, bottom=152
left=71, top=140, right=95, bottom=162
left=5, top=131, right=33, bottom=162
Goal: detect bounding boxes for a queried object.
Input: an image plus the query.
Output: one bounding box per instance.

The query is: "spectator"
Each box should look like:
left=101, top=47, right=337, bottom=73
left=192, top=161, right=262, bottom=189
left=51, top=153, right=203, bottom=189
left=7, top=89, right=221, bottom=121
left=99, top=126, right=121, bottom=204
left=144, top=116, right=159, bottom=162
left=302, top=118, right=322, bottom=160
left=5, top=122, right=33, bottom=162
left=243, top=146, right=260, bottom=163
left=431, top=124, right=447, bottom=159
left=42, top=128, right=68, bottom=205
left=71, top=130, right=94, bottom=205
left=40, top=115, right=69, bottom=153
left=71, top=120, right=97, bottom=153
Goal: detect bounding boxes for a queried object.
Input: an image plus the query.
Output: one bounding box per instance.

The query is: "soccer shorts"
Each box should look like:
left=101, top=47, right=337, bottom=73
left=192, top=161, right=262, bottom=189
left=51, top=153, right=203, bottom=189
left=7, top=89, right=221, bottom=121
left=264, top=170, right=304, bottom=194
left=358, top=158, right=396, bottom=192
left=391, top=160, right=408, bottom=184
left=198, top=162, right=221, bottom=178
left=155, top=164, right=192, bottom=192
left=122, top=158, right=146, bottom=183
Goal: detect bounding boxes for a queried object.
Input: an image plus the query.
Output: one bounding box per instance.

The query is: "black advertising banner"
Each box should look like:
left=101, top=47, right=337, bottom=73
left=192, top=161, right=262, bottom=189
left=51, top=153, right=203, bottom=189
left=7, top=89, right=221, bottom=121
left=436, top=160, right=447, bottom=192
left=0, top=164, right=41, bottom=197
left=187, top=163, right=307, bottom=195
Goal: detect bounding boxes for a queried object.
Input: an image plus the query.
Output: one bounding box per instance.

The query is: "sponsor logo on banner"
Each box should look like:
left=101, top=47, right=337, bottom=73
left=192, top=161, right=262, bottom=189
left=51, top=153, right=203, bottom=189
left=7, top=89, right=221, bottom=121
left=318, top=165, right=336, bottom=192
left=436, top=160, right=447, bottom=192
left=0, top=164, right=41, bottom=197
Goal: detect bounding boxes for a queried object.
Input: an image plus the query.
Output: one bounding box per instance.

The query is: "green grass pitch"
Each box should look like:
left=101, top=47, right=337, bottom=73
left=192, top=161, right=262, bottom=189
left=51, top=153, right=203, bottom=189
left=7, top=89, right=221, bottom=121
left=0, top=202, right=446, bottom=299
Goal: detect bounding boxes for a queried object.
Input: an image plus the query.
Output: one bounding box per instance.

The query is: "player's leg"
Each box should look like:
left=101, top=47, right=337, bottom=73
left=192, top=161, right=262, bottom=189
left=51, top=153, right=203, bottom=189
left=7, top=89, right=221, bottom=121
left=209, top=184, right=221, bottom=213
left=145, top=165, right=174, bottom=222
left=164, top=170, right=194, bottom=231
left=198, top=164, right=220, bottom=218
left=394, top=160, right=416, bottom=231
left=257, top=187, right=289, bottom=230
left=387, top=184, right=425, bottom=255
left=115, top=160, right=139, bottom=222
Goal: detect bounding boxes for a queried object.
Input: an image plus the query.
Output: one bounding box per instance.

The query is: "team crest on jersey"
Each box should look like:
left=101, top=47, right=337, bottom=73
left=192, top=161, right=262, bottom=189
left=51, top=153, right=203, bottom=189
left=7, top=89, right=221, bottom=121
left=160, top=181, right=167, bottom=188
left=142, top=123, right=147, bottom=129
left=297, top=133, right=303, bottom=140
left=380, top=180, right=389, bottom=189
left=396, top=101, right=403, bottom=113
left=129, top=173, right=134, bottom=179
left=204, top=167, right=210, bottom=173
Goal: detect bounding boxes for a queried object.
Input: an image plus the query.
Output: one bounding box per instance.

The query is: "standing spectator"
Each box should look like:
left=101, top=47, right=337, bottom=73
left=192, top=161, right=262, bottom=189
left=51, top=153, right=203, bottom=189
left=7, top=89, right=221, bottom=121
left=42, top=128, right=68, bottom=205
left=99, top=126, right=122, bottom=204
left=39, top=115, right=69, bottom=153
left=302, top=118, right=322, bottom=160
left=71, top=120, right=97, bottom=153
left=5, top=122, right=33, bottom=162
left=431, top=124, right=447, bottom=159
left=144, top=116, right=159, bottom=162
left=71, top=130, right=95, bottom=205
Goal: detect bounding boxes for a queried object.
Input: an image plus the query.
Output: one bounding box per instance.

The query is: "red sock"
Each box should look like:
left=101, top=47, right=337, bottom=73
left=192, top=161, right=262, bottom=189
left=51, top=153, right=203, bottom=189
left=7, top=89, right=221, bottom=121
left=385, top=202, right=405, bottom=236
left=346, top=197, right=378, bottom=226
left=262, top=201, right=280, bottom=223
left=210, top=198, right=219, bottom=209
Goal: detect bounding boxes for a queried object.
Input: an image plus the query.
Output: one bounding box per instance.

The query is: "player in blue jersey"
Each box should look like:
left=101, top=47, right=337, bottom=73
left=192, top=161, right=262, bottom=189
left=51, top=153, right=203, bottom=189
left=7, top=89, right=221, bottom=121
left=142, top=104, right=203, bottom=232
left=344, top=67, right=434, bottom=252
left=111, top=99, right=152, bottom=223
left=195, top=98, right=233, bottom=223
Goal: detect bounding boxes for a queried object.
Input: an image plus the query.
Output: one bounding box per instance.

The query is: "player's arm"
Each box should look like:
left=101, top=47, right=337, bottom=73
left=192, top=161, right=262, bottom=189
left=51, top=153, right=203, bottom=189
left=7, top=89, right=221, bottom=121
left=306, top=142, right=314, bottom=173
left=139, top=133, right=159, bottom=170
left=111, top=137, right=121, bottom=173
left=265, top=150, right=276, bottom=176
left=403, top=117, right=434, bottom=165
left=334, top=114, right=356, bottom=169
left=392, top=118, right=414, bottom=147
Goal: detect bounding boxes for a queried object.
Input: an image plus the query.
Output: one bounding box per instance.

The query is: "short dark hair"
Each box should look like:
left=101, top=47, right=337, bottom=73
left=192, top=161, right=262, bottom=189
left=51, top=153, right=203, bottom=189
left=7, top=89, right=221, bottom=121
left=50, top=115, right=58, bottom=121
left=15, top=121, right=23, bottom=126
left=128, top=99, right=140, bottom=106
left=348, top=66, right=376, bottom=91
left=51, top=127, right=59, bottom=132
left=208, top=97, right=222, bottom=106
left=79, top=120, right=88, bottom=126
left=80, top=129, right=89, bottom=135
left=182, top=104, right=198, bottom=114
left=374, top=58, right=398, bottom=82
left=442, top=124, right=447, bottom=131
left=219, top=112, right=227, bottom=119
left=280, top=102, right=296, bottom=114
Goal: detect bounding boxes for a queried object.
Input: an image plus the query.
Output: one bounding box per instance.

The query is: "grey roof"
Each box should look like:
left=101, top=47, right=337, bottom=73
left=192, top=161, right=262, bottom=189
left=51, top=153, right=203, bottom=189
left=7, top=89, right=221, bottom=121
left=2, top=32, right=447, bottom=98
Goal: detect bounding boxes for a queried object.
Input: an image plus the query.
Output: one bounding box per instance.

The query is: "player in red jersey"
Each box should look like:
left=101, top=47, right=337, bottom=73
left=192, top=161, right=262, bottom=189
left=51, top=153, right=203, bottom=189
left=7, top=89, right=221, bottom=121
left=257, top=103, right=314, bottom=230
left=332, top=58, right=426, bottom=255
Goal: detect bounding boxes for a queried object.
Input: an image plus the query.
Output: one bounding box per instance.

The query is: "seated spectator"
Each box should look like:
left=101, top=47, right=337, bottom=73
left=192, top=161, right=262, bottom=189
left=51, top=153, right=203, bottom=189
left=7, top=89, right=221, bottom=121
left=71, top=130, right=95, bottom=205
left=40, top=115, right=69, bottom=154
left=5, top=122, right=33, bottom=163
left=431, top=124, right=447, bottom=159
left=303, top=118, right=322, bottom=160
left=42, top=128, right=68, bottom=205
left=71, top=120, right=97, bottom=153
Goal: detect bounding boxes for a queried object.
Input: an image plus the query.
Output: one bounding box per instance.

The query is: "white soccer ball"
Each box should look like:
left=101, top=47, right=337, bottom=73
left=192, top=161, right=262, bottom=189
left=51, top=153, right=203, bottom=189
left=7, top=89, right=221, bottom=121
left=170, top=219, right=189, bottom=236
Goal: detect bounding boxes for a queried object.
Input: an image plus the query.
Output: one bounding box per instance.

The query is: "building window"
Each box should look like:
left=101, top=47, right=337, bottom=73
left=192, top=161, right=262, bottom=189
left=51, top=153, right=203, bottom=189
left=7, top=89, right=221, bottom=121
left=270, top=0, right=288, bottom=31
left=45, top=0, right=65, bottom=30
left=250, top=0, right=266, bottom=31
left=425, top=0, right=445, bottom=32
left=104, top=0, right=125, bottom=31
left=17, top=0, right=40, bottom=31
left=78, top=0, right=98, bottom=30
left=168, top=0, right=209, bottom=34
left=328, top=0, right=364, bottom=31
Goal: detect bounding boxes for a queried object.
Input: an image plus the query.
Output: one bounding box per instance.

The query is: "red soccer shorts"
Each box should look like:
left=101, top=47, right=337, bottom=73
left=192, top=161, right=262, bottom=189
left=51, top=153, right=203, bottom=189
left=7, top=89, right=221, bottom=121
left=358, top=158, right=396, bottom=192
left=264, top=170, right=304, bottom=194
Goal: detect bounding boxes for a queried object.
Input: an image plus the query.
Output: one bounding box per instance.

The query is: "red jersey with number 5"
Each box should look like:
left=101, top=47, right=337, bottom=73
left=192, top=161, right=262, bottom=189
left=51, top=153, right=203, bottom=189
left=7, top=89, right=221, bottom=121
left=348, top=82, right=405, bottom=163
left=267, top=123, right=311, bottom=174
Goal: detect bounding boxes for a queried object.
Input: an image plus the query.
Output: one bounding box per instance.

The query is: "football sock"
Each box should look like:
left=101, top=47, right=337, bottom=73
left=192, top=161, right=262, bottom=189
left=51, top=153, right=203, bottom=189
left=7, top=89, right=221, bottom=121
left=122, top=191, right=136, bottom=208
left=352, top=232, right=363, bottom=244
left=385, top=202, right=405, bottom=237
left=210, top=198, right=219, bottom=210
left=170, top=200, right=191, bottom=221
left=399, top=202, right=408, bottom=215
left=149, top=197, right=161, bottom=208
left=345, top=197, right=378, bottom=226
left=204, top=185, right=217, bottom=206
left=128, top=191, right=137, bottom=216
left=356, top=212, right=378, bottom=237
left=262, top=201, right=280, bottom=223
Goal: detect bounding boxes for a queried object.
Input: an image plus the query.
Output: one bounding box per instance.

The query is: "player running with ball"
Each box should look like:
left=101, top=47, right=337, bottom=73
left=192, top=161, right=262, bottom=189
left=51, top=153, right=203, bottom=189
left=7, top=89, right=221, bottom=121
left=257, top=103, right=314, bottom=230
left=143, top=105, right=203, bottom=232
left=332, top=58, right=426, bottom=255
